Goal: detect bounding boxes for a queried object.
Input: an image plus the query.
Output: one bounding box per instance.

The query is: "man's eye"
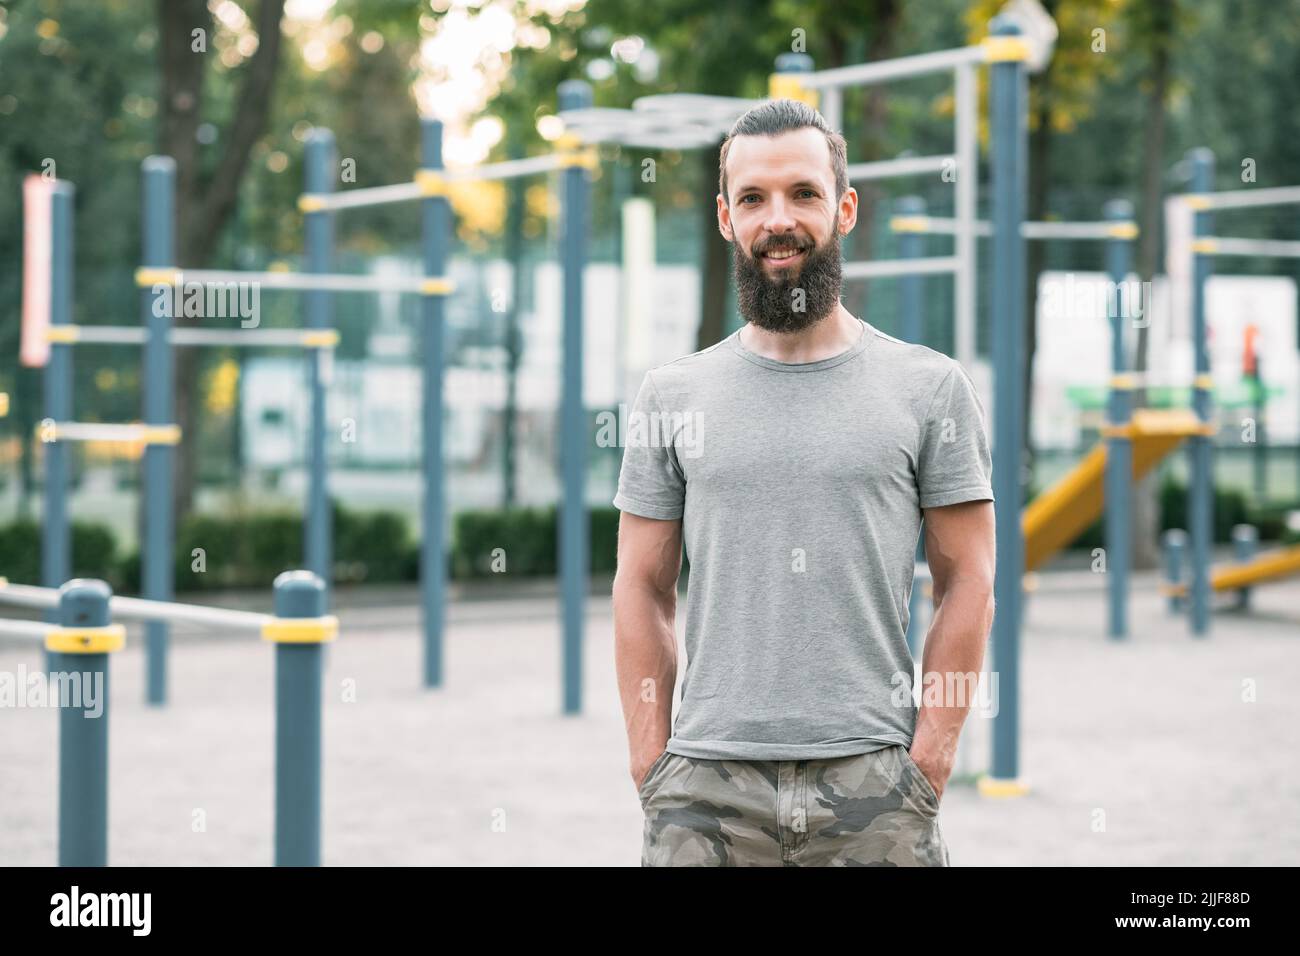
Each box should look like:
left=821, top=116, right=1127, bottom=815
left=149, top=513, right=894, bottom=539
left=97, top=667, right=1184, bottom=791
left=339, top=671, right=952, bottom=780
left=741, top=194, right=759, bottom=203
left=798, top=189, right=816, bottom=198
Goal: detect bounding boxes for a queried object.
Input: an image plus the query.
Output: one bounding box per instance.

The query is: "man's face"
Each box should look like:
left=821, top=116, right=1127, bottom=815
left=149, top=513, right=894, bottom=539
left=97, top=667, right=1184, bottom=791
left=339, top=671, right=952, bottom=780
left=717, top=127, right=857, bottom=334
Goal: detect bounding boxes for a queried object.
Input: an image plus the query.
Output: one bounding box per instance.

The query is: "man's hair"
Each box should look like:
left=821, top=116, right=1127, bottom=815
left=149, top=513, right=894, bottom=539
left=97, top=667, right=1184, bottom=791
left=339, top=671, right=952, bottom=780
left=717, top=98, right=848, bottom=206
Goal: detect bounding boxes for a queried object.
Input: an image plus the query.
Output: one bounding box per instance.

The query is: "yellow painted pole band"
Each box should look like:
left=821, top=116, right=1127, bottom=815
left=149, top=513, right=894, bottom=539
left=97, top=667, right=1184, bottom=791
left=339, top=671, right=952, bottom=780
left=768, top=73, right=819, bottom=108
left=982, top=35, right=1031, bottom=62
left=416, top=169, right=448, bottom=196
left=0, top=576, right=7, bottom=587
left=298, top=195, right=328, bottom=213
left=890, top=215, right=932, bottom=233
left=1191, top=238, right=1218, bottom=254
left=557, top=148, right=600, bottom=170
left=0, top=393, right=7, bottom=417
left=262, top=615, right=339, bottom=644
left=300, top=330, right=340, bottom=348
left=45, top=624, right=127, bottom=654
left=45, top=326, right=82, bottom=343
left=420, top=278, right=455, bottom=296
left=135, top=267, right=181, bottom=286
left=141, top=424, right=183, bottom=445
left=1193, top=374, right=1215, bottom=389
left=1183, top=194, right=1212, bottom=210
left=1106, top=222, right=1139, bottom=239
left=1109, top=374, right=1137, bottom=389
left=552, top=133, right=584, bottom=153
left=977, top=775, right=1031, bottom=798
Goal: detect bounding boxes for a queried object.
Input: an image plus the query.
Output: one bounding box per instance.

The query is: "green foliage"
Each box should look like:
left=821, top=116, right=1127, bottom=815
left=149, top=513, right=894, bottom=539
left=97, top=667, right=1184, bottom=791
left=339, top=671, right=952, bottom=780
left=451, top=505, right=621, bottom=579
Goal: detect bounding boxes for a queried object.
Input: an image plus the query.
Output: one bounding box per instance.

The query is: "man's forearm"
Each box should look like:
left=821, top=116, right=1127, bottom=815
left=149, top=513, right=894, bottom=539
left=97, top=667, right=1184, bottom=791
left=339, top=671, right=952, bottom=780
left=613, top=579, right=678, bottom=764
left=911, top=578, right=994, bottom=769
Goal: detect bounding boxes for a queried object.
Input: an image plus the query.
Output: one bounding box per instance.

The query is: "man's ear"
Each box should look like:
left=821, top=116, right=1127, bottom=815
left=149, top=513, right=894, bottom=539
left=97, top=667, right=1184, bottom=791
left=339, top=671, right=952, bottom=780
left=716, top=193, right=733, bottom=242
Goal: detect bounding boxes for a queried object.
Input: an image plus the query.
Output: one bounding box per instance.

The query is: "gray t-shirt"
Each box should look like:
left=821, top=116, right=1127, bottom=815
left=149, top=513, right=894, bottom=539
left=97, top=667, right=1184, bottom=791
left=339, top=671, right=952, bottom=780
left=613, top=317, right=994, bottom=760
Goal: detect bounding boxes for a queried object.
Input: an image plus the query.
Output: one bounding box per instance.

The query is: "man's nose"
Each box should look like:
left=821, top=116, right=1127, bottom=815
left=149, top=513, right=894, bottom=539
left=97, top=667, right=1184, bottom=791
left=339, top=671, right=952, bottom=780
left=762, top=196, right=797, bottom=233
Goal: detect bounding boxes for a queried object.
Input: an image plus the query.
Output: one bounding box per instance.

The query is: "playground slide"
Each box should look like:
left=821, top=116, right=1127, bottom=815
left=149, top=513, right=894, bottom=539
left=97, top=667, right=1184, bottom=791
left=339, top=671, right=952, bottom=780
left=1022, top=409, right=1210, bottom=572
left=1179, top=544, right=1300, bottom=594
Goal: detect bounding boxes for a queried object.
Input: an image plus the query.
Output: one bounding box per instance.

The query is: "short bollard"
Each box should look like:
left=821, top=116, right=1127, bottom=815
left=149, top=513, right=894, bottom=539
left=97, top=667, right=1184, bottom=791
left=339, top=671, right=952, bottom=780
left=48, top=579, right=126, bottom=866
left=1163, top=529, right=1188, bottom=613
left=1232, top=524, right=1258, bottom=611
left=262, top=570, right=337, bottom=867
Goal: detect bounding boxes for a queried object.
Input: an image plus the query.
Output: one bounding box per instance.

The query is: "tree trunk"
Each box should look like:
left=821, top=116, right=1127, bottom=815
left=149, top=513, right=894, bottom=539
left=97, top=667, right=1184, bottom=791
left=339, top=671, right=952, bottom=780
left=1131, top=0, right=1174, bottom=570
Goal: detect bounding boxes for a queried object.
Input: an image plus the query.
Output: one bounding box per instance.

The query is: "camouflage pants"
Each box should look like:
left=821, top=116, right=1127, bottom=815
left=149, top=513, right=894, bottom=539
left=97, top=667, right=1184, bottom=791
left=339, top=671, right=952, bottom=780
left=638, top=744, right=950, bottom=866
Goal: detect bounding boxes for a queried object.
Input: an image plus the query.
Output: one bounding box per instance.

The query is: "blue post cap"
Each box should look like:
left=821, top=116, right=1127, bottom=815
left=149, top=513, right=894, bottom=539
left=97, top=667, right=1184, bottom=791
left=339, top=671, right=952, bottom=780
left=421, top=117, right=443, bottom=168
left=558, top=79, right=593, bottom=112
left=142, top=155, right=176, bottom=175
left=988, top=15, right=1024, bottom=36
left=1103, top=198, right=1134, bottom=220
left=273, top=570, right=328, bottom=619
left=57, top=579, right=113, bottom=628
left=774, top=52, right=814, bottom=74
left=897, top=195, right=927, bottom=215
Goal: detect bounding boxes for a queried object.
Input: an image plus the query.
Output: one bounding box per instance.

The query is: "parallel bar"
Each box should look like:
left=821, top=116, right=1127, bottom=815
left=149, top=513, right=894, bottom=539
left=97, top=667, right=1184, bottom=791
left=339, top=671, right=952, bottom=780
left=846, top=155, right=954, bottom=182
left=45, top=326, right=338, bottom=348
left=0, top=581, right=270, bottom=630
left=39, top=421, right=180, bottom=445
left=842, top=256, right=959, bottom=280
left=0, top=618, right=52, bottom=640
left=799, top=45, right=985, bottom=89
left=1195, top=236, right=1300, bottom=258
left=1183, top=185, right=1300, bottom=210
left=144, top=269, right=445, bottom=295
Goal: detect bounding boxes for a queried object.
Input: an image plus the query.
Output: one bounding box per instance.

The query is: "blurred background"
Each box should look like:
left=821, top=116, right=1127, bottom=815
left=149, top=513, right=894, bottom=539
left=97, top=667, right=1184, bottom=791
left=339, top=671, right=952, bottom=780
left=0, top=0, right=1297, bottom=590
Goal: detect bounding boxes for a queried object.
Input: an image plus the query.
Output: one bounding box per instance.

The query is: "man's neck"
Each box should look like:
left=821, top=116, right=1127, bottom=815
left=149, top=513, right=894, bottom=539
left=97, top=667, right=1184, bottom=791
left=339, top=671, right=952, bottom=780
left=739, top=303, right=861, bottom=364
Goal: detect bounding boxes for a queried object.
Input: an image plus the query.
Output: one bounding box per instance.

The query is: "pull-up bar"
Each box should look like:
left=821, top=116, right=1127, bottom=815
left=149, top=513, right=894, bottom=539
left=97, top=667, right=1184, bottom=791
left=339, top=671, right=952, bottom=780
left=38, top=421, right=182, bottom=445
left=1191, top=237, right=1300, bottom=258
left=1181, top=185, right=1300, bottom=211
left=891, top=215, right=1138, bottom=241
left=134, top=268, right=454, bottom=296
left=45, top=325, right=340, bottom=348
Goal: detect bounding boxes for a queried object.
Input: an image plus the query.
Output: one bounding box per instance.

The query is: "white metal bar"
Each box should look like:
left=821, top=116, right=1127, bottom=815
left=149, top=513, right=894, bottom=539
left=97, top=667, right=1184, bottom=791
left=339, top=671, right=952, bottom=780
left=955, top=61, right=977, bottom=371
left=800, top=46, right=986, bottom=90
left=894, top=217, right=1132, bottom=240
left=170, top=328, right=338, bottom=348
left=846, top=155, right=954, bottom=182
left=1198, top=237, right=1300, bottom=258
left=842, top=256, right=960, bottom=280
left=54, top=326, right=148, bottom=345
left=0, top=618, right=52, bottom=641
left=307, top=181, right=422, bottom=212
left=444, top=153, right=571, bottom=182
left=820, top=87, right=843, bottom=132
left=40, top=422, right=178, bottom=444
left=0, top=582, right=270, bottom=631
left=177, top=270, right=430, bottom=294
left=1185, top=185, right=1300, bottom=211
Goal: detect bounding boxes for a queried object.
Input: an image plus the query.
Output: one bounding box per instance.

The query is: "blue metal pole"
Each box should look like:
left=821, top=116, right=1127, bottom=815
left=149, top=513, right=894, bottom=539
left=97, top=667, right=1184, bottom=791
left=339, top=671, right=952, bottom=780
left=1188, top=149, right=1215, bottom=637
left=1163, top=528, right=1187, bottom=614
left=898, top=195, right=926, bottom=346
left=420, top=118, right=449, bottom=689
left=52, top=578, right=122, bottom=866
left=1104, top=199, right=1134, bottom=640
left=303, top=130, right=335, bottom=597
left=43, top=182, right=75, bottom=623
left=558, top=80, right=592, bottom=716
left=1231, top=523, right=1258, bottom=610
left=141, top=156, right=175, bottom=705
left=987, top=18, right=1028, bottom=787
left=270, top=570, right=331, bottom=866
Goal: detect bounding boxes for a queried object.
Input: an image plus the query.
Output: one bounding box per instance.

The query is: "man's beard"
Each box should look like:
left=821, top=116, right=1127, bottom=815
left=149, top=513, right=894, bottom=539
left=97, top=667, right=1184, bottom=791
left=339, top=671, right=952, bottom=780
left=733, top=229, right=843, bottom=334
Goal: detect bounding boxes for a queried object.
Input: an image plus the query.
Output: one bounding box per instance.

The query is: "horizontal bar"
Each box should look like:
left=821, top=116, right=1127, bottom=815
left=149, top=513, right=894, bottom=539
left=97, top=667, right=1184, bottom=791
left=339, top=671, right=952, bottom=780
left=1182, top=185, right=1300, bottom=211
left=842, top=256, right=960, bottom=280
left=847, top=155, right=954, bottom=182
left=136, top=269, right=453, bottom=295
left=800, top=45, right=985, bottom=90
left=1193, top=236, right=1300, bottom=258
left=889, top=216, right=1137, bottom=240
left=0, top=617, right=52, bottom=642
left=300, top=181, right=421, bottom=212
left=38, top=421, right=181, bottom=445
left=44, top=326, right=339, bottom=348
left=0, top=581, right=270, bottom=631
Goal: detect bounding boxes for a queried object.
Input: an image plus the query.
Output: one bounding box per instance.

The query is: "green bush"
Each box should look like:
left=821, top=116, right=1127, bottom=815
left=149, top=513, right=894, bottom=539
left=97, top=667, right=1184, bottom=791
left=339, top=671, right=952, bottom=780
left=451, top=505, right=622, bottom=579
left=0, top=519, right=119, bottom=587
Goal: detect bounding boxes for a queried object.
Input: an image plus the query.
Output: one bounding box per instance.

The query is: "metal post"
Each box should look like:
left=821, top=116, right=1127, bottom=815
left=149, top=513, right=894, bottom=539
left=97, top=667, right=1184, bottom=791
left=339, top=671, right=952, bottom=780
left=1231, top=524, right=1258, bottom=610
left=559, top=79, right=592, bottom=716
left=270, top=570, right=331, bottom=866
left=43, top=183, right=75, bottom=620
left=421, top=117, right=449, bottom=689
left=303, top=130, right=335, bottom=597
left=1104, top=199, right=1134, bottom=639
left=1163, top=528, right=1187, bottom=614
left=51, top=579, right=123, bottom=866
left=986, top=17, right=1028, bottom=790
left=141, top=157, right=175, bottom=705
left=898, top=196, right=926, bottom=345
left=1188, top=149, right=1215, bottom=637
left=954, top=61, right=977, bottom=368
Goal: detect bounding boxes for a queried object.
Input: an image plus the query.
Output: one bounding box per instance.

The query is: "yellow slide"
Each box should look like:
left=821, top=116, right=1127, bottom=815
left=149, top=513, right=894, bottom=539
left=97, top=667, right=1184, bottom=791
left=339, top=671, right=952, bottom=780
left=1022, top=409, right=1212, bottom=572
left=1164, top=544, right=1300, bottom=596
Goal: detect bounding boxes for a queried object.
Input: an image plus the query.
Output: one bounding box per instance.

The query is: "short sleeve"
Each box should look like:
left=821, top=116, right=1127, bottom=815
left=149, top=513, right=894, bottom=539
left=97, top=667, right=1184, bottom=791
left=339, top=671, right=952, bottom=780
left=917, top=364, right=995, bottom=509
left=612, top=371, right=686, bottom=520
